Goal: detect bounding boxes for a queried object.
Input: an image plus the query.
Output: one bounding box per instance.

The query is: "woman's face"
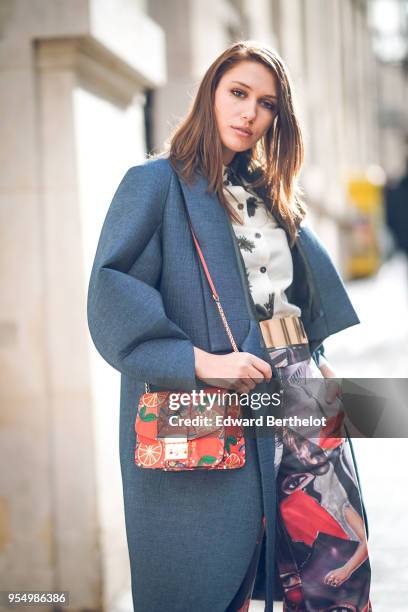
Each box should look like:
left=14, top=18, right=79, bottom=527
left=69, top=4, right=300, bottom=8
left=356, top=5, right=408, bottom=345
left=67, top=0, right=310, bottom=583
left=214, top=60, right=278, bottom=165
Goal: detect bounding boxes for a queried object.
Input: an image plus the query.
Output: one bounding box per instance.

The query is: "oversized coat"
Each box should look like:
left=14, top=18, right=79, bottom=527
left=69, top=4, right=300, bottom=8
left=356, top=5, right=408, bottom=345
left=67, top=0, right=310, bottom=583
left=87, top=157, right=366, bottom=612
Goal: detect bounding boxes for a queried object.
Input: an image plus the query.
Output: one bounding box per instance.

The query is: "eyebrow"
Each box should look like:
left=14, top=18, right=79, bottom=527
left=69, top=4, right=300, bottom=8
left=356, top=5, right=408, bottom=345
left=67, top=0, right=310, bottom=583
left=231, top=80, right=278, bottom=100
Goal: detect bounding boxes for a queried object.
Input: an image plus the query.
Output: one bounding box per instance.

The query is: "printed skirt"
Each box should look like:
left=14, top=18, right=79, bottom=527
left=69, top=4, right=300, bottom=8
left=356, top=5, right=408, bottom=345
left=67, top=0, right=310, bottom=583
left=226, top=344, right=372, bottom=612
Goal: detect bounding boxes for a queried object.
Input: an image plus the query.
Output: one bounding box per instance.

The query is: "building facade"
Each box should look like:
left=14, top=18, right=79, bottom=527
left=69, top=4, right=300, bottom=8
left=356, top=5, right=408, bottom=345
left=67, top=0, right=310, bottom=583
left=1, top=1, right=406, bottom=610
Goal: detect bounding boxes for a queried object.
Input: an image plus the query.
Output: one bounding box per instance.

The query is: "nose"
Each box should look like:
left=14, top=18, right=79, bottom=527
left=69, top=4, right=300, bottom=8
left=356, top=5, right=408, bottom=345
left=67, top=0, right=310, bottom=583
left=241, top=100, right=257, bottom=123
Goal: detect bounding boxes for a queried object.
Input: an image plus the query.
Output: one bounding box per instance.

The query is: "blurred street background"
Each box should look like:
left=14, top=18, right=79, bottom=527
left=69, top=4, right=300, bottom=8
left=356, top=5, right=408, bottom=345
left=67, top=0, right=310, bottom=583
left=1, top=0, right=408, bottom=610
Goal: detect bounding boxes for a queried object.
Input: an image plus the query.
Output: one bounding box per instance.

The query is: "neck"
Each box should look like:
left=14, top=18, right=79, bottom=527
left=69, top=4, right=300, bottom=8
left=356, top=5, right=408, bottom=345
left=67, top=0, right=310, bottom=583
left=222, top=147, right=236, bottom=165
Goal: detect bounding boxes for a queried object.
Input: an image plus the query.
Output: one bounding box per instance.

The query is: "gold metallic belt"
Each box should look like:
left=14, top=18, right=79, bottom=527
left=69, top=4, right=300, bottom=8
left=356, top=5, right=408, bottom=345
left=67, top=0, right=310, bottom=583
left=259, top=315, right=308, bottom=349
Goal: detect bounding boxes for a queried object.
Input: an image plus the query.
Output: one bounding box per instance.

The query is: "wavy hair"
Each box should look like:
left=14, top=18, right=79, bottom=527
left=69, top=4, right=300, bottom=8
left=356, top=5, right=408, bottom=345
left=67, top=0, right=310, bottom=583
left=168, top=40, right=306, bottom=244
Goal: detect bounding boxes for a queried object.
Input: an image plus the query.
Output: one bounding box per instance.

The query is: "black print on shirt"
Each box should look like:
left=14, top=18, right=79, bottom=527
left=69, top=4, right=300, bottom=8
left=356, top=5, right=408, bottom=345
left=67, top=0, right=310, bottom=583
left=246, top=196, right=258, bottom=217
left=237, top=235, right=255, bottom=253
left=255, top=293, right=275, bottom=320
left=264, top=293, right=275, bottom=316
left=223, top=167, right=241, bottom=187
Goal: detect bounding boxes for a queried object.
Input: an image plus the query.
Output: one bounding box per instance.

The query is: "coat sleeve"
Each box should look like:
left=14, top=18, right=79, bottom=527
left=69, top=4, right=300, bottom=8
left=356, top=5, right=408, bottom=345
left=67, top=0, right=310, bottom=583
left=87, top=162, right=197, bottom=390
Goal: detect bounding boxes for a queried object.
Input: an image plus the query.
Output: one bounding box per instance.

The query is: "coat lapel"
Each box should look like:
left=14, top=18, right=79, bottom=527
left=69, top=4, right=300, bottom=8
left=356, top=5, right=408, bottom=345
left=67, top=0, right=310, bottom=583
left=177, top=171, right=265, bottom=356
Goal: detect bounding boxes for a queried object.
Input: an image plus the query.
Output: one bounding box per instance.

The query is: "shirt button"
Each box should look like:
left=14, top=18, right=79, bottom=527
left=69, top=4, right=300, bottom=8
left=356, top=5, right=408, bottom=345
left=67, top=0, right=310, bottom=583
left=260, top=266, right=267, bottom=273
left=255, top=232, right=261, bottom=238
left=238, top=203, right=244, bottom=210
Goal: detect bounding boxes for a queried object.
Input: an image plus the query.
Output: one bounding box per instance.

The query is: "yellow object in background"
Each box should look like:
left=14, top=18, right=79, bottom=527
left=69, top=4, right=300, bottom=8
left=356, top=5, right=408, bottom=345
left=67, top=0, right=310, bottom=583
left=348, top=179, right=382, bottom=211
left=347, top=176, right=383, bottom=279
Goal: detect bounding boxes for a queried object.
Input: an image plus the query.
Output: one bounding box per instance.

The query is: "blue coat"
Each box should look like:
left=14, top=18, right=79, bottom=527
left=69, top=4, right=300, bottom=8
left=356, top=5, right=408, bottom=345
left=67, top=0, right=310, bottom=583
left=87, top=158, right=363, bottom=612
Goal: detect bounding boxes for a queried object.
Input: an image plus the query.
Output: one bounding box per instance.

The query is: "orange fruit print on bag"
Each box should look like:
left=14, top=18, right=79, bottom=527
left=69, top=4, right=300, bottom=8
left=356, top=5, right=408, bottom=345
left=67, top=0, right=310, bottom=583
left=134, top=389, right=245, bottom=471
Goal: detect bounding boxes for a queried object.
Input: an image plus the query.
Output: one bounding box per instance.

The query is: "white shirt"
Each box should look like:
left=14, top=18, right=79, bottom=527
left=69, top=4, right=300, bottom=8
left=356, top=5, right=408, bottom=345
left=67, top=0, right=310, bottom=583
left=222, top=165, right=301, bottom=320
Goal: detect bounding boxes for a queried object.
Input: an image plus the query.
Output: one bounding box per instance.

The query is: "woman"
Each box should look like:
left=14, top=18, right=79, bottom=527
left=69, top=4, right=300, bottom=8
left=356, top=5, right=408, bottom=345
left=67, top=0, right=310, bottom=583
left=87, top=41, right=371, bottom=612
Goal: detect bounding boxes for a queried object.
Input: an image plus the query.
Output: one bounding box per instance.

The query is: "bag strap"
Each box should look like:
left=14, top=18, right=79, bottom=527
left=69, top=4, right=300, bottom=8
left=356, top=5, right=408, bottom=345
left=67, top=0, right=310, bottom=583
left=175, top=166, right=239, bottom=353
left=187, top=222, right=238, bottom=353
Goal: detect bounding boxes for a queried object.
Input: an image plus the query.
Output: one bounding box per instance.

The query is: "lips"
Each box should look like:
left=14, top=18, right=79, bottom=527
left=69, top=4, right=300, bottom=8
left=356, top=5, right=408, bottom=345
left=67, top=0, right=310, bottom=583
left=231, top=126, right=253, bottom=137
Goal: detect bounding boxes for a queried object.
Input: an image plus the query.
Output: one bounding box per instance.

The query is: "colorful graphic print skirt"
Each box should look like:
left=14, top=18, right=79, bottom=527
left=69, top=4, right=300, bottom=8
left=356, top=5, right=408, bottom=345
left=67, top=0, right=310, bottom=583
left=227, top=344, right=372, bottom=612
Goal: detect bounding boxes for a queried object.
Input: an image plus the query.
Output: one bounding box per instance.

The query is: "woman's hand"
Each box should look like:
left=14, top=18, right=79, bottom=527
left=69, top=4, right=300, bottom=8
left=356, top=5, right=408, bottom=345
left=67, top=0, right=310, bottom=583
left=194, top=347, right=272, bottom=393
left=324, top=565, right=352, bottom=588
left=319, top=357, right=342, bottom=404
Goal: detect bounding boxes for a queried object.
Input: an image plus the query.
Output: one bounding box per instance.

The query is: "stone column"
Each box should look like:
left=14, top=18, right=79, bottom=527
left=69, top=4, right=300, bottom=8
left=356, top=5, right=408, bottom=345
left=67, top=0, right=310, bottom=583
left=0, top=1, right=165, bottom=609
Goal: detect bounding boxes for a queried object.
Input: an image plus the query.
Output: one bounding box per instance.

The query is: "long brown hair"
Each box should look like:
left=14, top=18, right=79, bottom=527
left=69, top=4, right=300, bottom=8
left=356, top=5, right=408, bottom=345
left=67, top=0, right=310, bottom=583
left=168, top=40, right=306, bottom=244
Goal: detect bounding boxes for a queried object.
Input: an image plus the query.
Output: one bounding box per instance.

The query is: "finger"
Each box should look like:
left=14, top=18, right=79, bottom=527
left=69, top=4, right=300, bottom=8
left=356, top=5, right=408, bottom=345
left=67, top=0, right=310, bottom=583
left=325, top=380, right=339, bottom=404
left=248, top=355, right=273, bottom=381
left=221, top=379, right=239, bottom=391
left=224, top=375, right=255, bottom=394
left=246, top=365, right=268, bottom=384
left=231, top=385, right=245, bottom=394
left=235, top=378, right=256, bottom=394
left=204, top=377, right=234, bottom=391
left=236, top=366, right=261, bottom=388
left=240, top=378, right=257, bottom=393
left=234, top=383, right=248, bottom=395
